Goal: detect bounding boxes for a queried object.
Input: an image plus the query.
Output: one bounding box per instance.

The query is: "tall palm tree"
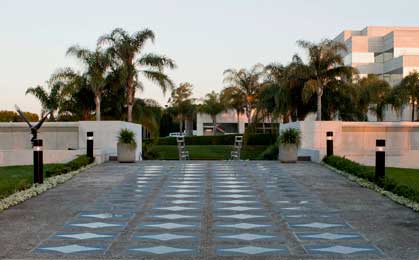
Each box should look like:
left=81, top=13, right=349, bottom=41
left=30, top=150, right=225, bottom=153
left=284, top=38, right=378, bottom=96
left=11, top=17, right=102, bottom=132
left=223, top=64, right=265, bottom=125
left=66, top=46, right=111, bottom=121
left=392, top=71, right=419, bottom=121
left=199, top=91, right=225, bottom=135
left=98, top=28, right=176, bottom=122
left=133, top=98, right=162, bottom=138
left=169, top=82, right=194, bottom=134
left=297, top=39, right=354, bottom=120
left=25, top=81, right=63, bottom=120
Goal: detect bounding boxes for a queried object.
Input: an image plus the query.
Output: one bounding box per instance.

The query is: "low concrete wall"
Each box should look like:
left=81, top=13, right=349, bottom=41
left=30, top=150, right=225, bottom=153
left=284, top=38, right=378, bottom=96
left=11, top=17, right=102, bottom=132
left=281, top=121, right=419, bottom=168
left=0, top=121, right=142, bottom=166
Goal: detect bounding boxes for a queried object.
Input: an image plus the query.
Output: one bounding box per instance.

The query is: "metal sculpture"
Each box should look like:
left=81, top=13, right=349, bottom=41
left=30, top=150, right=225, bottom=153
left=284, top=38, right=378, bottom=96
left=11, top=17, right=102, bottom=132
left=15, top=105, right=50, bottom=146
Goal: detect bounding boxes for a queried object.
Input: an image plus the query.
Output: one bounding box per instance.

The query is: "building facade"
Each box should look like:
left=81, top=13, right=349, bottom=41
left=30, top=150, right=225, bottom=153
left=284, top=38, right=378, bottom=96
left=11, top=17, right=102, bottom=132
left=334, top=26, right=419, bottom=121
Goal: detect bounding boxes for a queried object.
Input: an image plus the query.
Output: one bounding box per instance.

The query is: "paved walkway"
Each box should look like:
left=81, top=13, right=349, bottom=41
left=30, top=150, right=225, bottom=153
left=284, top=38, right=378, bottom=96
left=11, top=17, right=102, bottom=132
left=0, top=161, right=418, bottom=259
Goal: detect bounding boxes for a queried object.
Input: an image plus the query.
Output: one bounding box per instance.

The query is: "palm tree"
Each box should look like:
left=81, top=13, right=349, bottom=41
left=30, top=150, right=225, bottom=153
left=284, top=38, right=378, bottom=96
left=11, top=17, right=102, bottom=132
left=223, top=64, right=265, bottom=125
left=169, top=82, right=194, bottom=134
left=133, top=98, right=162, bottom=138
left=66, top=46, right=111, bottom=121
left=357, top=75, right=391, bottom=121
left=25, top=81, right=63, bottom=120
left=98, top=28, right=176, bottom=122
left=297, top=39, right=354, bottom=120
left=220, top=86, right=246, bottom=126
left=392, top=71, right=419, bottom=121
left=199, top=91, right=225, bottom=135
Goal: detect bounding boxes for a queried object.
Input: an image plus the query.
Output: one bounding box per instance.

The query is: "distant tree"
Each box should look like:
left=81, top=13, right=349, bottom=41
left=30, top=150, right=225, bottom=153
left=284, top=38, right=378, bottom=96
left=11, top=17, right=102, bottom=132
left=357, top=75, right=392, bottom=122
left=98, top=28, right=176, bottom=122
left=296, top=39, right=355, bottom=120
left=223, top=64, right=265, bottom=124
left=133, top=98, right=162, bottom=138
left=25, top=81, right=63, bottom=120
left=169, top=82, right=195, bottom=135
left=0, top=111, right=39, bottom=122
left=199, top=91, right=225, bottom=135
left=220, top=86, right=246, bottom=125
left=392, top=71, right=419, bottom=121
left=66, top=46, right=111, bottom=121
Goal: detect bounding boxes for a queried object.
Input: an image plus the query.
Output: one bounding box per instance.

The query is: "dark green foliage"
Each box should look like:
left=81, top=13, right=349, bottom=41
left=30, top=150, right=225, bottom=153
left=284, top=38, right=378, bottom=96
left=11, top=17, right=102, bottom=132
left=144, top=134, right=277, bottom=146
left=118, top=128, right=137, bottom=146
left=142, top=144, right=159, bottom=160
left=45, top=155, right=93, bottom=177
left=323, top=156, right=419, bottom=203
left=278, top=128, right=301, bottom=146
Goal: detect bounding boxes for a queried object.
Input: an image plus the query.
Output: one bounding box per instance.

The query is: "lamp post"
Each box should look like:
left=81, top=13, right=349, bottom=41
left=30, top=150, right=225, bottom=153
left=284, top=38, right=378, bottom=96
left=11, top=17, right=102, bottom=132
left=87, top=131, right=94, bottom=160
left=326, top=131, right=333, bottom=157
left=33, top=139, right=43, bottom=184
left=375, top=139, right=385, bottom=179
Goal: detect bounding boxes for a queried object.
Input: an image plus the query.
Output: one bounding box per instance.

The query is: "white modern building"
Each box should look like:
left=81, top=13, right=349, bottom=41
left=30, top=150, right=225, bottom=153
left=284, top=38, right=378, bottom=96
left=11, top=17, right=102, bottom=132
left=334, top=26, right=419, bottom=121
left=196, top=109, right=277, bottom=135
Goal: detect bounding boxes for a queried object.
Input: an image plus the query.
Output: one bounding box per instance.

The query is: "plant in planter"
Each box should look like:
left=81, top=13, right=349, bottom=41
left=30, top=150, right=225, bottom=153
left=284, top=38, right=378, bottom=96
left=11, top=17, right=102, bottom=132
left=278, top=128, right=301, bottom=163
left=117, top=128, right=137, bottom=163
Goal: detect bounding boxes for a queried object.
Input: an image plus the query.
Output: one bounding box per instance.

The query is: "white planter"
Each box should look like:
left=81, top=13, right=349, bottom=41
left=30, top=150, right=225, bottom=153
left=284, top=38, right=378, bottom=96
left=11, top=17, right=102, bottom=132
left=278, top=143, right=298, bottom=163
left=117, top=143, right=137, bottom=163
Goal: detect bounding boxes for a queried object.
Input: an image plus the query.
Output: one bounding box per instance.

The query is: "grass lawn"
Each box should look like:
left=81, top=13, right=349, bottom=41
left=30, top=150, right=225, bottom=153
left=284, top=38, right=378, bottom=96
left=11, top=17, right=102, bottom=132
left=0, top=164, right=61, bottom=199
left=370, top=167, right=419, bottom=191
left=149, top=145, right=268, bottom=160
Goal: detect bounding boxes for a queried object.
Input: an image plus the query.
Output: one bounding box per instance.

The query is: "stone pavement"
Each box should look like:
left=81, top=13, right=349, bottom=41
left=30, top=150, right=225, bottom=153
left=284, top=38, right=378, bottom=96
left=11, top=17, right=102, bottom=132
left=0, top=161, right=418, bottom=259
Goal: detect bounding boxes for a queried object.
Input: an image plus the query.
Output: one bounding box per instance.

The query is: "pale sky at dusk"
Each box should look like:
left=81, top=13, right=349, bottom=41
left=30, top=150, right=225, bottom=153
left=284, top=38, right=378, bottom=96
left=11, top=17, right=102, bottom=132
left=1, top=0, right=418, bottom=114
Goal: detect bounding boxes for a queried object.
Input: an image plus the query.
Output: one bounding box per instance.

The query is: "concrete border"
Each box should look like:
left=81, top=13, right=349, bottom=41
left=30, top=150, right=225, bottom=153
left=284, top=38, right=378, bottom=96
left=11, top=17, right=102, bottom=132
left=321, top=162, right=419, bottom=212
left=0, top=163, right=96, bottom=212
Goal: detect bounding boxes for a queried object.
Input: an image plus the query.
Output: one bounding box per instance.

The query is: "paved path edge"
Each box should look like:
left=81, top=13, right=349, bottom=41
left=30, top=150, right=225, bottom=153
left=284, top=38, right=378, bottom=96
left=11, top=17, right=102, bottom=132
left=320, top=162, right=419, bottom=212
left=0, top=163, right=97, bottom=212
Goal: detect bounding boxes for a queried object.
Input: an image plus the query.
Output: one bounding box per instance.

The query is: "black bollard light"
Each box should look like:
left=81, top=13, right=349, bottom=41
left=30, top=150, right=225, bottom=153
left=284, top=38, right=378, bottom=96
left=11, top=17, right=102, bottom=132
left=326, top=131, right=334, bottom=157
left=33, top=139, right=43, bottom=184
left=87, top=131, right=94, bottom=160
left=375, top=139, right=385, bottom=179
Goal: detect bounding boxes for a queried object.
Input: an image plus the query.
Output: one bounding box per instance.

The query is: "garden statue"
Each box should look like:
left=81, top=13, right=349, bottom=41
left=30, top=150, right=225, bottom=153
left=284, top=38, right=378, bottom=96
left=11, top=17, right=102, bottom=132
left=15, top=105, right=50, bottom=146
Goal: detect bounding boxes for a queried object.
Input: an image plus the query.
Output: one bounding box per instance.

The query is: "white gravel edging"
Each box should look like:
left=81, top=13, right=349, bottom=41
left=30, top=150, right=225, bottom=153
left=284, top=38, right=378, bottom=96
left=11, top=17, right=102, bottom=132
left=321, top=162, right=419, bottom=212
left=0, top=163, right=96, bottom=212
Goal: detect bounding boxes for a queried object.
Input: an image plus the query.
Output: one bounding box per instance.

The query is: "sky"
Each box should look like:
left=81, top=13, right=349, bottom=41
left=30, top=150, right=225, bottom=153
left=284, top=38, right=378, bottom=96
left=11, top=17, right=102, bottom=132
left=1, top=0, right=418, bottom=115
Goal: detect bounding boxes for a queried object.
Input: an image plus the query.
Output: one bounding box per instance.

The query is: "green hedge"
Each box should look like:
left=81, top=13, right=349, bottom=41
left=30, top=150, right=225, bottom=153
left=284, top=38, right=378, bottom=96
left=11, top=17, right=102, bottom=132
left=45, top=155, right=94, bottom=177
left=144, top=133, right=277, bottom=146
left=256, top=143, right=278, bottom=160
left=323, top=155, right=419, bottom=203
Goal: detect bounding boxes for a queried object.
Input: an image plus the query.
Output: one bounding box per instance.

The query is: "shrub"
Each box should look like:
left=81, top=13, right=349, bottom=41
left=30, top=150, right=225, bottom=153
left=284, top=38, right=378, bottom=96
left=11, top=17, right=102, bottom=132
left=278, top=128, right=301, bottom=146
left=323, top=155, right=419, bottom=203
left=142, top=144, right=159, bottom=160
left=45, top=155, right=93, bottom=177
left=118, top=128, right=137, bottom=146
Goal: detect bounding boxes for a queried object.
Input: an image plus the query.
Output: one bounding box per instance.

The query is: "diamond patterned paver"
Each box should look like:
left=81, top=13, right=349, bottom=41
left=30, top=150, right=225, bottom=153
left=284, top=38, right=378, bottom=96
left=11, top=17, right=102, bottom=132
left=69, top=222, right=125, bottom=229
left=219, top=233, right=276, bottom=241
left=289, top=222, right=347, bottom=229
left=219, top=214, right=265, bottom=220
left=218, top=206, right=261, bottom=211
left=217, top=200, right=258, bottom=204
left=218, top=223, right=271, bottom=229
left=218, top=246, right=288, bottom=255
left=297, top=232, right=362, bottom=240
left=135, top=233, right=194, bottom=241
left=305, top=245, right=380, bottom=255
left=54, top=232, right=114, bottom=240
left=154, top=214, right=196, bottom=220
left=155, top=206, right=198, bottom=211
left=143, top=223, right=196, bottom=229
left=35, top=245, right=105, bottom=254
left=129, top=246, right=192, bottom=254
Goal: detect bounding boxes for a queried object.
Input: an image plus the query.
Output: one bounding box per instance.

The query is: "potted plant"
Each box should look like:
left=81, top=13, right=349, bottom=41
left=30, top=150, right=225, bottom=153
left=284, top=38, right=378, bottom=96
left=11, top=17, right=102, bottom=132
left=278, top=128, right=301, bottom=163
left=117, top=128, right=137, bottom=163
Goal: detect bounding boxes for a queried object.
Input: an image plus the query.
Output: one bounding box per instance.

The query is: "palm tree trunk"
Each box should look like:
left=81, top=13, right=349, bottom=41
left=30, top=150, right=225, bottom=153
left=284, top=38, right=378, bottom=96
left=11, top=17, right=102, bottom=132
left=95, top=95, right=101, bottom=121
left=179, top=118, right=183, bottom=134
left=236, top=110, right=240, bottom=133
left=212, top=116, right=216, bottom=136
left=316, top=88, right=322, bottom=121
left=412, top=103, right=415, bottom=122
left=127, top=79, right=134, bottom=122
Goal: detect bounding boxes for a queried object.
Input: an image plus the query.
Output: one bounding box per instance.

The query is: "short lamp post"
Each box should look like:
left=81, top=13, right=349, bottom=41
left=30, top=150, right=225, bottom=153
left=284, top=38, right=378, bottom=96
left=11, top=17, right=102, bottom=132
left=87, top=132, right=94, bottom=160
left=326, top=131, right=333, bottom=157
left=33, top=139, right=43, bottom=184
left=375, top=139, right=386, bottom=179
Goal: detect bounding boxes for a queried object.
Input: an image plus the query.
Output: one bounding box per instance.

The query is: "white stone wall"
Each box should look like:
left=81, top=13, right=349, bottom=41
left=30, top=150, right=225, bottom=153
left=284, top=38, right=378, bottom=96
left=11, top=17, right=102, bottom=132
left=0, top=121, right=142, bottom=166
left=281, top=121, right=419, bottom=168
